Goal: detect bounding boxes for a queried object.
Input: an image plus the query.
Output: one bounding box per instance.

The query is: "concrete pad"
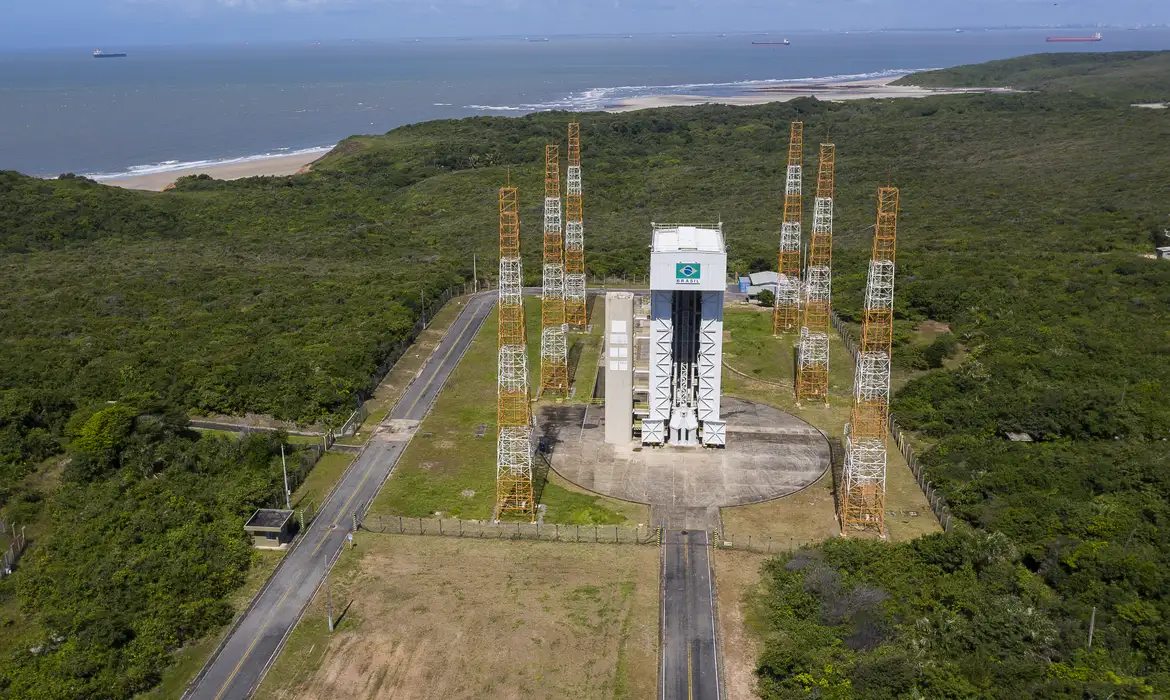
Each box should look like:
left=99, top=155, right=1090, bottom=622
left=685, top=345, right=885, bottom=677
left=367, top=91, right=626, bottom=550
left=539, top=397, right=830, bottom=529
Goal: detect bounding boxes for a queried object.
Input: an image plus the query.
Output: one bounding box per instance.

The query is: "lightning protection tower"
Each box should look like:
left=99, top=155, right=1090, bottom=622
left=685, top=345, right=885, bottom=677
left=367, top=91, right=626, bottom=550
left=795, top=143, right=836, bottom=405
left=540, top=145, right=569, bottom=395
left=565, top=122, right=588, bottom=329
left=840, top=187, right=899, bottom=537
left=497, top=186, right=535, bottom=520
left=773, top=121, right=803, bottom=335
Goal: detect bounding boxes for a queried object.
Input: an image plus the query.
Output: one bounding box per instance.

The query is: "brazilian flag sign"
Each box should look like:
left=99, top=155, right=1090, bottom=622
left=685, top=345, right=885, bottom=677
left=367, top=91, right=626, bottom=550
left=676, top=262, right=701, bottom=284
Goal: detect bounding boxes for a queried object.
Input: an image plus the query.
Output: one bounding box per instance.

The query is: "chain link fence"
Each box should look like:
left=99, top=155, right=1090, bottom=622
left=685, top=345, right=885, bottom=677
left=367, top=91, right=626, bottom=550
left=831, top=311, right=954, bottom=532
left=1, top=519, right=28, bottom=576
left=362, top=516, right=660, bottom=544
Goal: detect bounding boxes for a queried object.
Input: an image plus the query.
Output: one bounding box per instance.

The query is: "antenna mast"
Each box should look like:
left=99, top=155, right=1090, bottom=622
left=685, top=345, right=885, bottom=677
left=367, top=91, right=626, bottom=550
left=773, top=122, right=803, bottom=334
left=540, top=145, right=568, bottom=395
left=796, top=143, right=836, bottom=405
left=496, top=187, right=535, bottom=520
left=840, top=187, right=899, bottom=537
left=564, top=123, right=587, bottom=329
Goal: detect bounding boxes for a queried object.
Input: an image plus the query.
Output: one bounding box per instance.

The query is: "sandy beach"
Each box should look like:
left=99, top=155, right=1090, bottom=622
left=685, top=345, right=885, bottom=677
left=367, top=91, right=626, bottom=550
left=606, top=76, right=1016, bottom=112
left=100, top=150, right=325, bottom=191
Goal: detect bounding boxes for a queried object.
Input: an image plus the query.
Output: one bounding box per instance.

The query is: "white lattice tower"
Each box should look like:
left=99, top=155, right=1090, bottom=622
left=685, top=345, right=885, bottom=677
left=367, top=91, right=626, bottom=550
left=796, top=143, right=836, bottom=404
left=540, top=145, right=568, bottom=394
left=497, top=186, right=534, bottom=520
left=774, top=122, right=804, bottom=333
left=841, top=187, right=899, bottom=537
left=565, top=122, right=587, bottom=329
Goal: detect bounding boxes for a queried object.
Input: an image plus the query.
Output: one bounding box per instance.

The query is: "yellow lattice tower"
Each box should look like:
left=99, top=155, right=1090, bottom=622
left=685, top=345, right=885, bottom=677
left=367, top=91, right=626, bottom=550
left=795, top=143, right=836, bottom=404
left=540, top=145, right=568, bottom=395
left=497, top=186, right=534, bottom=517
left=773, top=121, right=804, bottom=334
left=840, top=187, right=899, bottom=536
left=564, top=122, right=587, bottom=329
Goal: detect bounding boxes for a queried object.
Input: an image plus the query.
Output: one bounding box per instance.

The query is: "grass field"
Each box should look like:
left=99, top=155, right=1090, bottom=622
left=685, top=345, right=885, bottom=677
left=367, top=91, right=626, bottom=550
left=712, top=550, right=771, bottom=700
left=254, top=535, right=659, bottom=700
left=368, top=300, right=649, bottom=525
left=718, top=306, right=939, bottom=544
left=338, top=296, right=469, bottom=446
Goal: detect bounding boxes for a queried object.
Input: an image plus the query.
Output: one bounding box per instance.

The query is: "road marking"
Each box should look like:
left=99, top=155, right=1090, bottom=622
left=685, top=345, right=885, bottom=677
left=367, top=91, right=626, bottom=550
left=403, top=298, right=485, bottom=418
left=213, top=530, right=333, bottom=700
left=330, top=451, right=381, bottom=527
left=203, top=299, right=490, bottom=700
left=688, top=644, right=694, bottom=700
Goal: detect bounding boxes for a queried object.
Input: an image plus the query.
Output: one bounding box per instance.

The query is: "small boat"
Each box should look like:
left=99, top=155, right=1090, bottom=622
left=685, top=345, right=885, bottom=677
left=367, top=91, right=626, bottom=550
left=752, top=39, right=790, bottom=46
left=93, top=49, right=127, bottom=58
left=1046, top=32, right=1103, bottom=42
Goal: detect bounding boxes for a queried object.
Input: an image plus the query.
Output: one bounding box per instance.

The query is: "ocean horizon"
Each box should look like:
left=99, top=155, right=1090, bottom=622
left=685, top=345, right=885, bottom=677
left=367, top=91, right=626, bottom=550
left=2, top=28, right=1168, bottom=179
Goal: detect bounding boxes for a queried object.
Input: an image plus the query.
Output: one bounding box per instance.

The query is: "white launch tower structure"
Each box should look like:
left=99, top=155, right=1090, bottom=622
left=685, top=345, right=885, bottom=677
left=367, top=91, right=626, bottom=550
left=641, top=223, right=728, bottom=447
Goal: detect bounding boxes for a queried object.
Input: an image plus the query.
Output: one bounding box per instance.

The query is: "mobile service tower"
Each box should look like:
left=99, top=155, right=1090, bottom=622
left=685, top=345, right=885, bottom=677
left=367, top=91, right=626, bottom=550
left=641, top=223, right=727, bottom=447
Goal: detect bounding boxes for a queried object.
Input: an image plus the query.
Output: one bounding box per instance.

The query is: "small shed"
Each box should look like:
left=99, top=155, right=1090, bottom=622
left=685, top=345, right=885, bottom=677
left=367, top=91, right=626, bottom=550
left=244, top=509, right=295, bottom=549
left=1155, top=247, right=1170, bottom=260
left=737, top=276, right=751, bottom=293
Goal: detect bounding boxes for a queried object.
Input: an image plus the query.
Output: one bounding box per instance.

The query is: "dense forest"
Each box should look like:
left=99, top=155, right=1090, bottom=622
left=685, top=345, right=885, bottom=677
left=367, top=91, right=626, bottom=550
left=1, top=50, right=1168, bottom=696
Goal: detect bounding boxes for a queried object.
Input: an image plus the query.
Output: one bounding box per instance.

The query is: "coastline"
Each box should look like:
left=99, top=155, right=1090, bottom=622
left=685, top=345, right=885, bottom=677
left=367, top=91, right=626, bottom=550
left=98, top=150, right=326, bottom=192
left=92, top=76, right=1015, bottom=191
left=604, top=76, right=1016, bottom=112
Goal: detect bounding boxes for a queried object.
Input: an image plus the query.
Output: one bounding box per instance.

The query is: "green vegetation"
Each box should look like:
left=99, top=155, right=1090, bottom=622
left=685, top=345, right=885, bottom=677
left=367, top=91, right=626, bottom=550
left=0, top=399, right=308, bottom=698
left=0, top=49, right=1167, bottom=697
left=368, top=300, right=646, bottom=525
left=893, top=50, right=1170, bottom=103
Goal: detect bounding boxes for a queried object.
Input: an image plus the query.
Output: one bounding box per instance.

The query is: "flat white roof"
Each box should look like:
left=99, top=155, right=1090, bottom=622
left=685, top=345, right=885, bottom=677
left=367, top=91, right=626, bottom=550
left=651, top=223, right=724, bottom=253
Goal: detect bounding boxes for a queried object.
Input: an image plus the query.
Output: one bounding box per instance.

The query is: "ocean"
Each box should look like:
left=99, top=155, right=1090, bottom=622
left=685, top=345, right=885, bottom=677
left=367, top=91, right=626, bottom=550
left=1, top=28, right=1167, bottom=179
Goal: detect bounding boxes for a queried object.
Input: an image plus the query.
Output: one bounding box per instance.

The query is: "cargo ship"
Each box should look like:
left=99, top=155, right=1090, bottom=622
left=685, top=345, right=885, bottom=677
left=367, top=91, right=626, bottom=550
left=752, top=39, right=791, bottom=46
left=1046, top=32, right=1102, bottom=42
left=93, top=50, right=127, bottom=58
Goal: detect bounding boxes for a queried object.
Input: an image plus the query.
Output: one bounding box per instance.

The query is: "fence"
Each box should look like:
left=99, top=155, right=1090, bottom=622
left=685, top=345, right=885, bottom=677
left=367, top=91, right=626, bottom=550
left=337, top=285, right=461, bottom=437
left=362, top=516, right=659, bottom=545
left=714, top=534, right=822, bottom=555
left=1, top=520, right=28, bottom=576
left=829, top=310, right=955, bottom=532
left=264, top=442, right=330, bottom=511
left=889, top=419, right=954, bottom=532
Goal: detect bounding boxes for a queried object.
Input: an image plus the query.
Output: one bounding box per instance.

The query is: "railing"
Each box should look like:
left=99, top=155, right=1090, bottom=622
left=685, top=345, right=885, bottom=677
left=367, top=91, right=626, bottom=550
left=830, top=310, right=954, bottom=532
left=362, top=516, right=660, bottom=545
left=0, top=520, right=28, bottom=576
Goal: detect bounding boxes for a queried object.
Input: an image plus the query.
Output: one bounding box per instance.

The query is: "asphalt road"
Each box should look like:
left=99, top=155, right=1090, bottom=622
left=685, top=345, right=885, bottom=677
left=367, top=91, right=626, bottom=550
left=185, top=292, right=495, bottom=700
left=661, top=529, right=721, bottom=700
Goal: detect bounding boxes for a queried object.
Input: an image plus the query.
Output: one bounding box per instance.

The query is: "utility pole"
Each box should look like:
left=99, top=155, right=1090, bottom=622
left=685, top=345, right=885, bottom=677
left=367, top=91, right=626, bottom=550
left=473, top=253, right=478, bottom=294
left=1088, top=606, right=1096, bottom=649
left=327, top=576, right=334, bottom=632
left=280, top=443, right=290, bottom=510
left=420, top=288, right=427, bottom=327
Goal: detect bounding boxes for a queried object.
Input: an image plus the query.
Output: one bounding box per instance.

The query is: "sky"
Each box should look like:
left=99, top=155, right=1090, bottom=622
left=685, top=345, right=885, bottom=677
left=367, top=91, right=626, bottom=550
left=2, top=0, right=1167, bottom=48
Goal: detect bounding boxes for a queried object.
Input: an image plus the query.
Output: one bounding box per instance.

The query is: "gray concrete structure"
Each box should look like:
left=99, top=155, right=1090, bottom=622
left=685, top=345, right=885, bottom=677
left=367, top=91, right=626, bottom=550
left=543, top=397, right=829, bottom=530
left=243, top=509, right=294, bottom=549
left=604, top=292, right=635, bottom=445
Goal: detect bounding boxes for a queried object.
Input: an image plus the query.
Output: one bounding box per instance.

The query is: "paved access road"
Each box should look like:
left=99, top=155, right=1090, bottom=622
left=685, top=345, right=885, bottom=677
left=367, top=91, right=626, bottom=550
left=661, top=529, right=721, bottom=700
left=185, top=293, right=495, bottom=700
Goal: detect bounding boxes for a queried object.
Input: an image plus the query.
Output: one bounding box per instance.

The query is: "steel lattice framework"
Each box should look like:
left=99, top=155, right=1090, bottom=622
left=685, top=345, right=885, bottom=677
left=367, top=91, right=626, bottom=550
left=540, top=145, right=568, bottom=395
left=796, top=143, right=836, bottom=405
left=840, top=187, right=899, bottom=537
left=774, top=122, right=804, bottom=334
left=564, top=122, right=587, bottom=329
left=497, top=187, right=535, bottom=520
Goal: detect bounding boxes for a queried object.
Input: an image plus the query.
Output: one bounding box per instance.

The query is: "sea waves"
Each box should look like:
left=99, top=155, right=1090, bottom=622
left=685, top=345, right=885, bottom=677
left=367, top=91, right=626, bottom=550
left=462, top=68, right=934, bottom=113
left=84, top=145, right=334, bottom=181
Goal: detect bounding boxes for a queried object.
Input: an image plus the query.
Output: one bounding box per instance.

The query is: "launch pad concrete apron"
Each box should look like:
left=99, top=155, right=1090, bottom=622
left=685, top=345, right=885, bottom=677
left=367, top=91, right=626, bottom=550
left=543, top=396, right=830, bottom=530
